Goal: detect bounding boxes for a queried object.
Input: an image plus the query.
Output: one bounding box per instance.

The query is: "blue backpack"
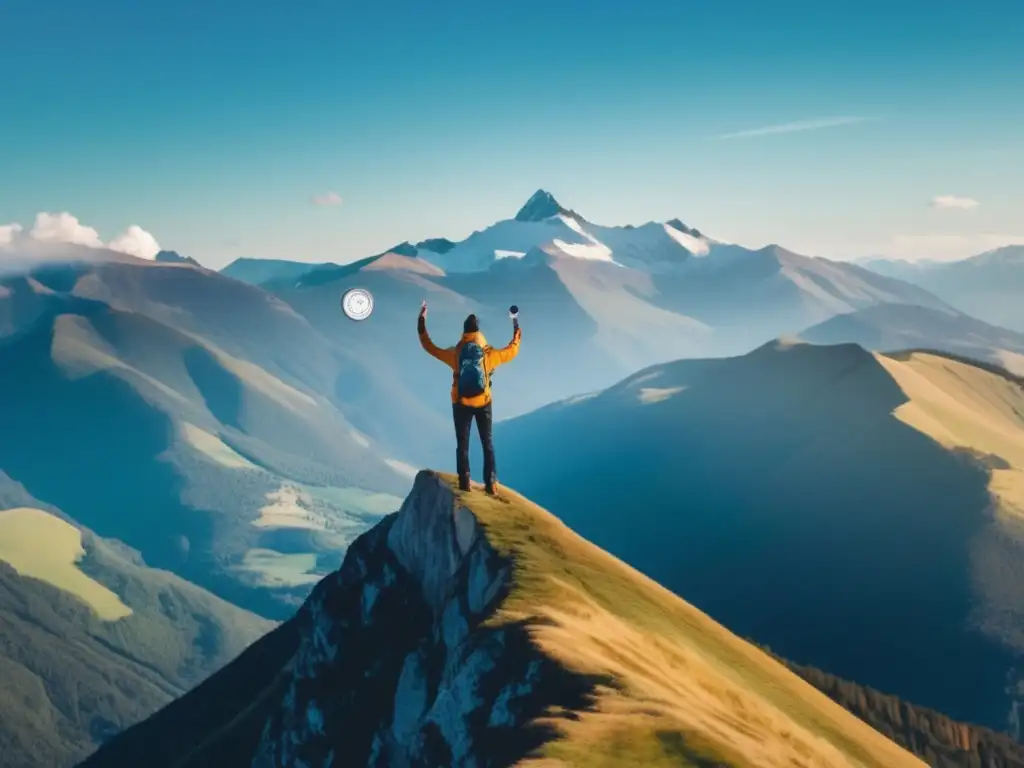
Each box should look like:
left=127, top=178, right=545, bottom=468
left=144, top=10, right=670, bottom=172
left=457, top=341, right=487, bottom=398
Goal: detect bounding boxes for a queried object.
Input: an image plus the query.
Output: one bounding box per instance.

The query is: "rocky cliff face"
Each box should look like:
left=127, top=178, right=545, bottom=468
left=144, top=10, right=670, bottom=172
left=85, top=469, right=1021, bottom=768
left=250, top=471, right=595, bottom=768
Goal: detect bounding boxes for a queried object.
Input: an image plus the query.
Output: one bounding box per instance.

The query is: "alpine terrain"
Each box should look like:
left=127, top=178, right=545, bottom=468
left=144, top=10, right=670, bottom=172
left=0, top=253, right=410, bottom=619
left=82, top=471, right=931, bottom=768
left=495, top=340, right=1024, bottom=735
left=0, top=473, right=271, bottom=768
left=246, top=189, right=952, bottom=466
left=797, top=303, right=1024, bottom=375
left=862, top=246, right=1024, bottom=332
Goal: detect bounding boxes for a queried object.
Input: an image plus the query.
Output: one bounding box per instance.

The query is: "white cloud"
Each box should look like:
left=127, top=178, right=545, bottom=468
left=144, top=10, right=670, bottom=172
left=0, top=212, right=161, bottom=259
left=0, top=223, right=23, bottom=246
left=29, top=212, right=104, bottom=247
left=311, top=191, right=343, bottom=206
left=929, top=195, right=980, bottom=210
left=108, top=224, right=161, bottom=259
left=714, top=116, right=875, bottom=140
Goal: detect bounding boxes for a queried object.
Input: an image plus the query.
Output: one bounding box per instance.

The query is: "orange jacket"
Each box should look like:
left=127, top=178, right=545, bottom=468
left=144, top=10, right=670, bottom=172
left=419, top=322, right=521, bottom=407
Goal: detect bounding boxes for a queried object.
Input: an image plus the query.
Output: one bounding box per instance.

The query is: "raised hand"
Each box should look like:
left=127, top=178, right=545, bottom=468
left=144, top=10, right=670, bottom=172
left=419, top=300, right=428, bottom=319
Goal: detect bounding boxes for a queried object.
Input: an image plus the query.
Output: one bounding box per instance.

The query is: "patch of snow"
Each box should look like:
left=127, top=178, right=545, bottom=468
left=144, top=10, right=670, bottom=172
left=638, top=386, right=686, bottom=404
left=550, top=238, right=615, bottom=262
left=551, top=214, right=616, bottom=262
left=557, top=214, right=589, bottom=237
left=415, top=202, right=722, bottom=274
left=420, top=217, right=591, bottom=273
left=664, top=223, right=711, bottom=256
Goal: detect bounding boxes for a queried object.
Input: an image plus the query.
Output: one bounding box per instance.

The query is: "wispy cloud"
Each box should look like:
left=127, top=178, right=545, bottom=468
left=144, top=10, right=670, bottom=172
left=311, top=191, right=343, bottom=207
left=929, top=195, right=979, bottom=210
left=714, top=116, right=876, bottom=140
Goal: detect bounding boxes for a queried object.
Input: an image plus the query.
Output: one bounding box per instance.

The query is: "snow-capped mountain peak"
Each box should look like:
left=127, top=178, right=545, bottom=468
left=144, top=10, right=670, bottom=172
left=514, top=189, right=569, bottom=222
left=416, top=190, right=718, bottom=274
left=665, top=218, right=703, bottom=239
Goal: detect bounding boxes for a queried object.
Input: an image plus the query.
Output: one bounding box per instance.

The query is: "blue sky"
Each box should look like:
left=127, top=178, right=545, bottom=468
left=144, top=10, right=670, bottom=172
left=1, top=0, right=1022, bottom=267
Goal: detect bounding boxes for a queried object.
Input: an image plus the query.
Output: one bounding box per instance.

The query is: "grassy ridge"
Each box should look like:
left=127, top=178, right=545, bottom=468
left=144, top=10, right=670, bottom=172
left=450, top=473, right=925, bottom=768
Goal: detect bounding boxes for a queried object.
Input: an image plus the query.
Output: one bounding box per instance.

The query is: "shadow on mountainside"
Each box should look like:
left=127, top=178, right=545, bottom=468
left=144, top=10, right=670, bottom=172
left=80, top=506, right=610, bottom=768
left=0, top=316, right=211, bottom=576
left=183, top=345, right=245, bottom=430
left=496, top=342, right=1017, bottom=730
left=0, top=314, right=289, bottom=618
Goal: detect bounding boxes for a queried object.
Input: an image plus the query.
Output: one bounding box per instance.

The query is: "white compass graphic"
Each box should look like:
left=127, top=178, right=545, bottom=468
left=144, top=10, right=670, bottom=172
left=341, top=288, right=374, bottom=321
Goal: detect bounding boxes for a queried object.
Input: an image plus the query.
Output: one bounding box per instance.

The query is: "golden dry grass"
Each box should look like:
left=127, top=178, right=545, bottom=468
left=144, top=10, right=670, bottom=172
left=0, top=507, right=132, bottom=620
left=877, top=351, right=1024, bottom=517
left=442, top=475, right=925, bottom=768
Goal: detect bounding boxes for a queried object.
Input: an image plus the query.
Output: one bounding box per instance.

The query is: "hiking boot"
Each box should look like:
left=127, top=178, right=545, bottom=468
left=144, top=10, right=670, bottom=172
left=485, top=479, right=498, bottom=496
left=458, top=475, right=471, bottom=492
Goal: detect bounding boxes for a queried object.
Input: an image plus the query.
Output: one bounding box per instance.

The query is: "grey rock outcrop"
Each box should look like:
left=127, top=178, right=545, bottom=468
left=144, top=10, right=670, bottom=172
left=250, top=471, right=596, bottom=768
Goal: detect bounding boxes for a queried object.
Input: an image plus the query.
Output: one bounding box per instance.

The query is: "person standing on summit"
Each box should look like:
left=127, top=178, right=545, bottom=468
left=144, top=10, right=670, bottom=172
left=417, top=301, right=521, bottom=494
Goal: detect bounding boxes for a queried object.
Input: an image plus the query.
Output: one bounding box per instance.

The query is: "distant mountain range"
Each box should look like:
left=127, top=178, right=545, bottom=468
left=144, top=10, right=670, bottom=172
left=861, top=246, right=1024, bottom=332
left=797, top=303, right=1024, bottom=375
left=0, top=259, right=409, bottom=620
left=221, top=257, right=337, bottom=286
left=494, top=340, right=1024, bottom=733
left=213, top=190, right=956, bottom=466
left=0, top=253, right=415, bottom=764
left=3, top=193, right=1024, bottom=765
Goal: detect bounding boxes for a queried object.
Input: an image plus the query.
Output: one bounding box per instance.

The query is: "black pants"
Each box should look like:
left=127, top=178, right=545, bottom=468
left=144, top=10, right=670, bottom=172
left=453, top=402, right=495, bottom=484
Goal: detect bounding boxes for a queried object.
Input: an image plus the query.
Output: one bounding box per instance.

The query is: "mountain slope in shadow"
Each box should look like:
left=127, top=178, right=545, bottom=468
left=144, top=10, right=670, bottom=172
left=863, top=246, right=1024, bottom=333
left=0, top=475, right=270, bottom=768
left=0, top=297, right=407, bottom=619
left=798, top=303, right=1024, bottom=375
left=496, top=340, right=1024, bottom=732
left=81, top=471, right=928, bottom=768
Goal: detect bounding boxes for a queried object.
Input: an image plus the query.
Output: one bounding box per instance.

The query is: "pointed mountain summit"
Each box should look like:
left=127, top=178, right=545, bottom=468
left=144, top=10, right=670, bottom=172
left=514, top=189, right=571, bottom=222
left=666, top=218, right=703, bottom=238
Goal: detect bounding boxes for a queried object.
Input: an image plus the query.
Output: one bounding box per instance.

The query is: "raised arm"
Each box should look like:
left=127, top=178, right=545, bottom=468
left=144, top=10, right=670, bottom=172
left=487, top=325, right=521, bottom=368
left=417, top=306, right=457, bottom=368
